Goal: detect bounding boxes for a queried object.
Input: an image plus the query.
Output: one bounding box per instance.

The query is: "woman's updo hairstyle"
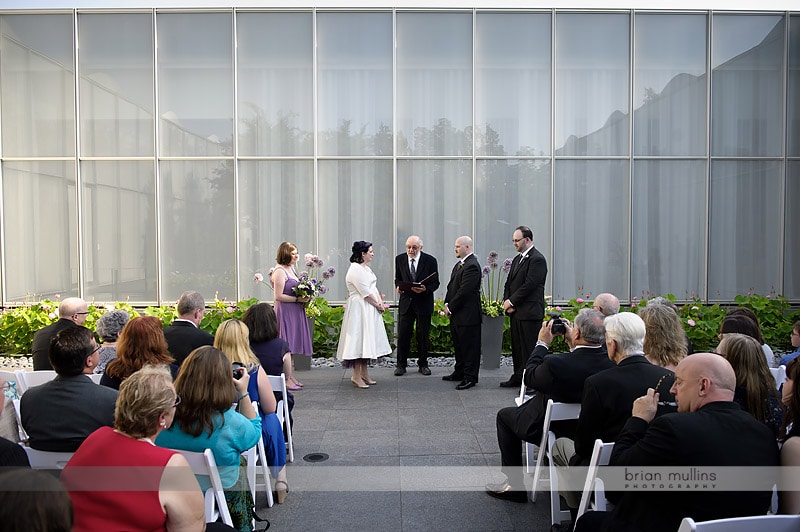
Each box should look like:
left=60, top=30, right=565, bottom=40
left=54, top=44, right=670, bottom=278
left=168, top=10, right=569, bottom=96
left=349, top=241, right=372, bottom=263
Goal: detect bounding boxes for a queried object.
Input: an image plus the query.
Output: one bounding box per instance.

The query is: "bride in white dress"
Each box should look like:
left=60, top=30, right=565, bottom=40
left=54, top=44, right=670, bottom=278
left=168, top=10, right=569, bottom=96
left=336, top=240, right=391, bottom=388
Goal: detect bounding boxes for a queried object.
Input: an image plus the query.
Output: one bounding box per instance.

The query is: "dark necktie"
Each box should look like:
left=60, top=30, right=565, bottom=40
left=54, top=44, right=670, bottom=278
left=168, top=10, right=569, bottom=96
left=410, top=258, right=417, bottom=281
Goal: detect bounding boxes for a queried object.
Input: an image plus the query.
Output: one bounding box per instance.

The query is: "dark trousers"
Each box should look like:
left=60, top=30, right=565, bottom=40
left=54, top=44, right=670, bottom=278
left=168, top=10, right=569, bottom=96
left=509, top=317, right=537, bottom=383
left=451, top=322, right=480, bottom=382
left=496, top=404, right=542, bottom=486
left=396, top=307, right=432, bottom=368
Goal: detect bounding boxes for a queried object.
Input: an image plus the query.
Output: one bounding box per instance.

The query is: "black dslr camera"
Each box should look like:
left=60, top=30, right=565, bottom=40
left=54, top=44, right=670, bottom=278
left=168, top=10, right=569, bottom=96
left=548, top=312, right=567, bottom=335
left=232, top=362, right=245, bottom=380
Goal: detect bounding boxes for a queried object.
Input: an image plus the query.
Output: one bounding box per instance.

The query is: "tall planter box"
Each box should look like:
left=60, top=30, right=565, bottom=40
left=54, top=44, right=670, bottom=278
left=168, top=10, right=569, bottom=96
left=481, top=315, right=504, bottom=369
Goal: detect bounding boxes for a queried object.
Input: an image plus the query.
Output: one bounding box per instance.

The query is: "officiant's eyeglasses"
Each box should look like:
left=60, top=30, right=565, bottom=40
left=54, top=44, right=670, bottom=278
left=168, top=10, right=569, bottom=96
left=654, top=372, right=677, bottom=407
left=512, top=237, right=528, bottom=243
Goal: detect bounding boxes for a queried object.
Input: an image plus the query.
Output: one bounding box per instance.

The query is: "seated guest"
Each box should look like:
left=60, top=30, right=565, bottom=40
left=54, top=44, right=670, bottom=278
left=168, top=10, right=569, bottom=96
left=552, top=312, right=676, bottom=522
left=93, top=309, right=130, bottom=374
left=779, top=358, right=800, bottom=513
left=62, top=366, right=219, bottom=532
left=0, top=469, right=73, bottom=532
left=0, top=376, right=29, bottom=466
left=242, top=302, right=301, bottom=389
left=101, top=316, right=176, bottom=390
left=779, top=321, right=800, bottom=367
left=716, top=332, right=783, bottom=436
left=592, top=292, right=620, bottom=317
left=156, top=346, right=261, bottom=531
left=162, top=291, right=214, bottom=366
left=21, top=327, right=118, bottom=451
left=576, top=353, right=779, bottom=532
left=31, top=297, right=88, bottom=370
left=646, top=296, right=693, bottom=355
left=485, top=309, right=614, bottom=502
left=721, top=309, right=775, bottom=367
left=638, top=303, right=688, bottom=371
left=215, top=319, right=289, bottom=503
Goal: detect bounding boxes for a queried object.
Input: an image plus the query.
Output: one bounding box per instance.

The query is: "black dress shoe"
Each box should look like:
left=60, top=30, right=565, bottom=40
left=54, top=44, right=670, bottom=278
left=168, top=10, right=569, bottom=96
left=456, top=380, right=476, bottom=390
left=485, top=481, right=527, bottom=503
left=499, top=380, right=521, bottom=388
left=442, top=373, right=463, bottom=381
left=394, top=366, right=406, bottom=376
left=418, top=366, right=431, bottom=376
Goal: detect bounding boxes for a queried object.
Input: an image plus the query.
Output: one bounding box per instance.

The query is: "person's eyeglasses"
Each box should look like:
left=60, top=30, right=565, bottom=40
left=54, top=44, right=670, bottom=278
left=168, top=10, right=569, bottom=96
left=173, top=395, right=182, bottom=407
left=75, top=311, right=90, bottom=315
left=512, top=238, right=525, bottom=243
left=654, top=372, right=677, bottom=407
left=89, top=345, right=101, bottom=356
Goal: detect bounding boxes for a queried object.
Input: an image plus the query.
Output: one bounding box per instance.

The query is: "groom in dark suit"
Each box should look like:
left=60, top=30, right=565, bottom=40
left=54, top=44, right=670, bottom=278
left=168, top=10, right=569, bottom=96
left=394, top=235, right=440, bottom=376
left=500, top=225, right=547, bottom=387
left=443, top=235, right=482, bottom=390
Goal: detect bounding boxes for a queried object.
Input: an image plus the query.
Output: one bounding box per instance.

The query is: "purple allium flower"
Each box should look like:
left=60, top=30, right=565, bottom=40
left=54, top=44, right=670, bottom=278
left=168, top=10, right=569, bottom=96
left=319, top=285, right=328, bottom=295
left=487, top=251, right=499, bottom=265
left=482, top=266, right=491, bottom=277
left=298, top=271, right=309, bottom=281
left=502, top=258, right=513, bottom=273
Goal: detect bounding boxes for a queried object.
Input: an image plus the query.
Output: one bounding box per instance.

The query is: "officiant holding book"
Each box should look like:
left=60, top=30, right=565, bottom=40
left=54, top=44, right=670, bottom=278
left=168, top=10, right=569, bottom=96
left=394, top=235, right=440, bottom=376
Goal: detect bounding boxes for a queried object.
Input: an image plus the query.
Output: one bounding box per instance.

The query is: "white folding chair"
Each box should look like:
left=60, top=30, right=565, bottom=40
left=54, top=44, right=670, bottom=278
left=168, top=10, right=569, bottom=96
left=531, top=399, right=582, bottom=526
left=515, top=369, right=531, bottom=407
left=512, top=369, right=538, bottom=473
left=678, top=514, right=800, bottom=531
left=20, top=443, right=74, bottom=470
left=249, top=401, right=274, bottom=507
left=267, top=373, right=294, bottom=462
left=17, top=370, right=57, bottom=394
left=574, top=439, right=615, bottom=529
left=169, top=448, right=233, bottom=527
left=770, top=366, right=786, bottom=389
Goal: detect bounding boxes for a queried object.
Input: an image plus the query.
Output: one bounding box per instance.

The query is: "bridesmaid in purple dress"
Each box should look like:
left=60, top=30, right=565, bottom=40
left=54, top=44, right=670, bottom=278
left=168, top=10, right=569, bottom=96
left=270, top=242, right=313, bottom=388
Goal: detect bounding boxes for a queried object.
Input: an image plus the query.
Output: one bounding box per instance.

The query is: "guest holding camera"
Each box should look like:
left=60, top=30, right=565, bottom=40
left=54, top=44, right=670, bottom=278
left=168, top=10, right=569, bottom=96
left=486, top=309, right=614, bottom=502
left=156, top=346, right=261, bottom=531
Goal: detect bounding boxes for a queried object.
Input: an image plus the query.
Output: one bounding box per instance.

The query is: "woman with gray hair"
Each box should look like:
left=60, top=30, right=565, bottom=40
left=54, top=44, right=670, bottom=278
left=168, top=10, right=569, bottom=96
left=93, top=309, right=130, bottom=374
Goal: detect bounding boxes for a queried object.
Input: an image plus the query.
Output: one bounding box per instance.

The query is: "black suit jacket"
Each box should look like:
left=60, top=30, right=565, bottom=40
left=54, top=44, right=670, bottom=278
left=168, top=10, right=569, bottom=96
left=31, top=319, right=78, bottom=370
left=394, top=251, right=440, bottom=315
left=519, top=344, right=615, bottom=442
left=502, top=246, right=547, bottom=322
left=20, top=374, right=118, bottom=452
left=571, top=355, right=676, bottom=466
left=163, top=320, right=214, bottom=366
left=607, top=402, right=779, bottom=532
left=444, top=254, right=482, bottom=327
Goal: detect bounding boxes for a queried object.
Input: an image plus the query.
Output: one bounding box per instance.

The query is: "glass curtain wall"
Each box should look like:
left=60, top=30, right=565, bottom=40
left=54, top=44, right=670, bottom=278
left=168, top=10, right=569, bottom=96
left=0, top=9, right=798, bottom=305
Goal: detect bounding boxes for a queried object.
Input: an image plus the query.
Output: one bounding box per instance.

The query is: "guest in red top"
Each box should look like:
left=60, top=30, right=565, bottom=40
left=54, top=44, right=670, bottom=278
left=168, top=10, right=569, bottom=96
left=62, top=365, right=206, bottom=532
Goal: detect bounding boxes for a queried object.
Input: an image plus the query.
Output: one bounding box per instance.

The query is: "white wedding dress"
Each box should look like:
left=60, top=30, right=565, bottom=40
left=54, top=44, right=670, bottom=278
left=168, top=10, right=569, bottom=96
left=336, top=262, right=391, bottom=361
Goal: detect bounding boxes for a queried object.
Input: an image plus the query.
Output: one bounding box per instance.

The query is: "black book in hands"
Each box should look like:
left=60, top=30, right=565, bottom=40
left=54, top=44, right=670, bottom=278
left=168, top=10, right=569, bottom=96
left=397, top=271, right=438, bottom=292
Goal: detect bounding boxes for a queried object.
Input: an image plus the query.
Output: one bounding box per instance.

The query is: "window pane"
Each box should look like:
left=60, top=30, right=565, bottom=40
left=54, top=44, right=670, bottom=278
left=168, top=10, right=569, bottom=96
left=318, top=160, right=393, bottom=302
left=238, top=160, right=315, bottom=300
left=397, top=159, right=472, bottom=301
left=0, top=14, right=74, bottom=157
left=789, top=15, right=800, bottom=157
left=634, top=14, right=706, bottom=156
left=553, top=160, right=629, bottom=300
left=78, top=14, right=154, bottom=157
left=159, top=160, right=234, bottom=301
left=158, top=13, right=233, bottom=157
left=397, top=13, right=472, bottom=156
left=787, top=161, right=800, bottom=299
left=317, top=12, right=392, bottom=156
left=3, top=161, right=76, bottom=300
left=476, top=13, right=551, bottom=156
left=555, top=14, right=629, bottom=156
left=631, top=161, right=705, bottom=298
left=475, top=159, right=552, bottom=298
left=712, top=15, right=784, bottom=157
left=82, top=161, right=156, bottom=302
left=709, top=160, right=782, bottom=300
left=237, top=12, right=312, bottom=156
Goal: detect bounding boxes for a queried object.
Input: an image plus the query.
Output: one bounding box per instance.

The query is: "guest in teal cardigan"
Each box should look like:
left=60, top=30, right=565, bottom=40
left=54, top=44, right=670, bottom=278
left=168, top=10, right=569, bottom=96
left=156, top=346, right=260, bottom=532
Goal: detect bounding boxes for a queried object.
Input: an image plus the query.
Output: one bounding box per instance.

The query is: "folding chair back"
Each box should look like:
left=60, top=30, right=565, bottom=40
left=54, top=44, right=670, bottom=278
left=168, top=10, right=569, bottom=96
left=678, top=514, right=800, bottom=532
left=169, top=448, right=233, bottom=527
left=267, top=373, right=294, bottom=462
left=20, top=444, right=74, bottom=470
left=248, top=401, right=274, bottom=507
left=575, top=439, right=615, bottom=528
left=770, top=366, right=786, bottom=389
left=531, top=399, right=582, bottom=525
left=17, top=370, right=57, bottom=394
